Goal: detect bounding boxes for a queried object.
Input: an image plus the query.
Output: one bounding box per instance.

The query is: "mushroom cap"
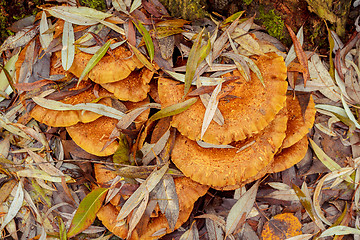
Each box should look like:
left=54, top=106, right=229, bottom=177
left=97, top=177, right=208, bottom=240
left=158, top=52, right=288, bottom=145
left=66, top=116, right=119, bottom=156
left=101, top=68, right=154, bottom=102
left=268, top=136, right=308, bottom=173
left=171, top=107, right=288, bottom=189
left=30, top=83, right=112, bottom=127
left=282, top=94, right=316, bottom=148
left=69, top=46, right=144, bottom=84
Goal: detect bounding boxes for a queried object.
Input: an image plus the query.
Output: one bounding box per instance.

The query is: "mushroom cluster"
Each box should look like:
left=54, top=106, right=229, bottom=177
left=19, top=45, right=152, bottom=157
left=158, top=52, right=316, bottom=190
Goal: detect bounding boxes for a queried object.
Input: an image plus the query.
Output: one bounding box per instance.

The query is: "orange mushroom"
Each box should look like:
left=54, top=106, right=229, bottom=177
left=158, top=52, right=288, bottom=145
left=101, top=68, right=154, bottom=102
left=171, top=108, right=288, bottom=189
left=96, top=177, right=208, bottom=240
left=30, top=82, right=113, bottom=127
left=281, top=94, right=316, bottom=149
left=69, top=46, right=144, bottom=84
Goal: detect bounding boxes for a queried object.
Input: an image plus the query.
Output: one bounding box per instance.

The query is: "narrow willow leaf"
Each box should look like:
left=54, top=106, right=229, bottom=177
left=241, top=55, right=265, bottom=87
left=0, top=25, right=39, bottom=53
left=127, top=192, right=149, bottom=239
left=128, top=43, right=156, bottom=72
left=39, top=11, right=53, bottom=50
left=341, top=94, right=360, bottom=129
left=0, top=182, right=24, bottom=232
left=285, top=26, right=303, bottom=67
left=97, top=19, right=125, bottom=36
left=0, top=114, right=32, bottom=140
left=112, top=0, right=128, bottom=14
left=179, top=221, right=199, bottom=240
left=32, top=96, right=126, bottom=120
left=57, top=217, right=67, bottom=240
left=134, top=21, right=154, bottom=62
left=320, top=226, right=360, bottom=237
left=78, top=40, right=111, bottom=84
left=17, top=169, right=74, bottom=183
left=222, top=11, right=245, bottom=25
left=67, top=188, right=109, bottom=237
left=155, top=175, right=179, bottom=230
left=117, top=103, right=161, bottom=129
left=117, top=163, right=169, bottom=221
left=315, top=104, right=347, bottom=118
left=0, top=51, right=20, bottom=102
left=225, top=181, right=259, bottom=236
left=184, top=29, right=204, bottom=95
left=129, top=0, right=142, bottom=13
left=44, top=6, right=112, bottom=26
left=27, top=149, right=64, bottom=176
left=292, top=184, right=317, bottom=224
left=309, top=138, right=342, bottom=171
left=196, top=140, right=234, bottom=149
left=201, top=82, right=222, bottom=139
left=62, top=21, right=75, bottom=71
left=142, top=129, right=170, bottom=165
left=149, top=98, right=197, bottom=122
left=165, top=70, right=222, bottom=86
left=233, top=28, right=264, bottom=56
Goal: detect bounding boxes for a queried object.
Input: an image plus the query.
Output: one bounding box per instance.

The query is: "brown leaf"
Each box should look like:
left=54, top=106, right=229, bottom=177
left=286, top=24, right=309, bottom=87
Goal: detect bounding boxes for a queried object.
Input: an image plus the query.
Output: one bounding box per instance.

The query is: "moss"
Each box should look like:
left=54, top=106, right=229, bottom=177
left=159, top=0, right=207, bottom=20
left=79, top=0, right=106, bottom=11
left=258, top=7, right=285, bottom=40
left=243, top=0, right=253, bottom=6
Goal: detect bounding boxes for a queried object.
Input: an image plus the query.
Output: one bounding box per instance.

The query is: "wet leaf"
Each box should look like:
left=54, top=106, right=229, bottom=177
left=62, top=21, right=75, bottom=71
left=17, top=169, right=74, bottom=183
left=44, top=6, right=112, bottom=26
left=32, top=96, right=126, bottom=120
left=134, top=21, right=154, bottom=62
left=127, top=191, right=149, bottom=238
left=286, top=24, right=309, bottom=86
left=117, top=163, right=169, bottom=221
left=128, top=43, right=156, bottom=72
left=148, top=98, right=197, bottom=122
left=67, top=188, right=109, bottom=237
left=201, top=81, right=222, bottom=139
left=0, top=25, right=39, bottom=53
left=226, top=181, right=259, bottom=237
left=0, top=182, right=24, bottom=232
left=154, top=175, right=179, bottom=230
left=78, top=39, right=111, bottom=85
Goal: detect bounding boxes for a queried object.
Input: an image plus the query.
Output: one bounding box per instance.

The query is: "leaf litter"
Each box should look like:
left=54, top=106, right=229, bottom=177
left=0, top=0, right=359, bottom=239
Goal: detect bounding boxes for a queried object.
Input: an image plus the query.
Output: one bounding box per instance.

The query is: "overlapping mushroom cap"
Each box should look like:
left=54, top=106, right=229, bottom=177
left=282, top=94, right=316, bottom=148
left=30, top=82, right=113, bottom=127
left=69, top=46, right=144, bottom=84
left=158, top=52, right=288, bottom=145
left=96, top=177, right=208, bottom=240
left=101, top=68, right=154, bottom=102
left=171, top=108, right=288, bottom=189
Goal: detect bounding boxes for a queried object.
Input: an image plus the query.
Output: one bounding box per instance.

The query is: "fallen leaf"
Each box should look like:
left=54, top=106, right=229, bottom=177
left=67, top=188, right=109, bottom=237
left=127, top=191, right=149, bottom=238
left=148, top=98, right=197, bottom=122
left=61, top=21, right=75, bottom=71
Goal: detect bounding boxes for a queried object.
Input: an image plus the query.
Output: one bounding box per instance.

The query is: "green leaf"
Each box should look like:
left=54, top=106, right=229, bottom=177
left=78, top=39, right=111, bottom=85
left=57, top=216, right=67, bottom=240
left=184, top=29, right=205, bottom=95
left=62, top=21, right=75, bottom=71
left=128, top=43, right=156, bottom=72
left=308, top=138, right=342, bottom=172
left=67, top=188, right=109, bottom=238
left=222, top=11, right=245, bottom=26
left=113, top=134, right=130, bottom=168
left=292, top=184, right=315, bottom=220
left=149, top=98, right=197, bottom=122
left=0, top=51, right=19, bottom=102
left=134, top=21, right=154, bottom=62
